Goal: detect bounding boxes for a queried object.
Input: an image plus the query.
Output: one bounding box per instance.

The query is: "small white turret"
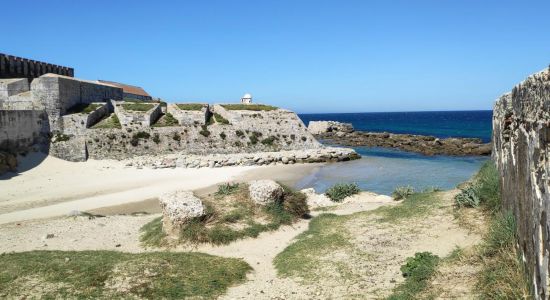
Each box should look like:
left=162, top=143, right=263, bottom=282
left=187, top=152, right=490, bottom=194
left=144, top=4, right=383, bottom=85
left=241, top=93, right=252, bottom=104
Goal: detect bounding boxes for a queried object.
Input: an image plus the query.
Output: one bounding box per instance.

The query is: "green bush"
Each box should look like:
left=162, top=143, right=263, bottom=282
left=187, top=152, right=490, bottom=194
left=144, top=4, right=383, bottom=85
left=325, top=183, right=361, bottom=202
left=173, top=132, right=181, bottom=141
left=261, top=136, right=277, bottom=146
left=153, top=133, right=161, bottom=144
left=214, top=113, right=230, bottom=124
left=454, top=185, right=481, bottom=207
left=392, top=185, right=415, bottom=200
left=235, top=130, right=244, bottom=137
left=215, top=182, right=240, bottom=196
left=387, top=252, right=440, bottom=300
left=220, top=132, right=227, bottom=140
left=281, top=185, right=310, bottom=218
left=199, top=125, right=211, bottom=137
left=400, top=252, right=439, bottom=277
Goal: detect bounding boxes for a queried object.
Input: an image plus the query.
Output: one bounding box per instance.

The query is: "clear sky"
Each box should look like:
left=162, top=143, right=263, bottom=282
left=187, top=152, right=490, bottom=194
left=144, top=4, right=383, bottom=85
left=3, top=0, right=549, bottom=113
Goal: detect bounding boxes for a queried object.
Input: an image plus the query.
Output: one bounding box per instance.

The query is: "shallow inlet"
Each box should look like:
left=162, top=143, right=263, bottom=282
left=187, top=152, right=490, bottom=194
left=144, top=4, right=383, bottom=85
left=294, top=146, right=488, bottom=195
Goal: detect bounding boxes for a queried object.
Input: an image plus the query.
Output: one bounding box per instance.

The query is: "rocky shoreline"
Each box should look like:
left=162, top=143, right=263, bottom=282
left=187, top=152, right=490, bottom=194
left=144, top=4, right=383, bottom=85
left=308, top=121, right=491, bottom=156
left=125, top=146, right=360, bottom=169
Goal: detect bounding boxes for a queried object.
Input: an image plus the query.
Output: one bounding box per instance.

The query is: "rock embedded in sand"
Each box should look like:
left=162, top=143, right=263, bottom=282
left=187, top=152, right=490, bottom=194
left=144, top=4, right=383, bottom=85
left=248, top=180, right=284, bottom=205
left=159, top=190, right=206, bottom=236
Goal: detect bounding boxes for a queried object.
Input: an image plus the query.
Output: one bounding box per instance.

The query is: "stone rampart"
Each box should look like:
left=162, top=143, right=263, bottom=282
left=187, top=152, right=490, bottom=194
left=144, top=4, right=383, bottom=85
left=0, top=110, right=48, bottom=152
left=493, top=68, right=550, bottom=299
left=0, top=53, right=74, bottom=79
left=167, top=104, right=208, bottom=126
left=61, top=102, right=110, bottom=135
left=114, top=101, right=162, bottom=127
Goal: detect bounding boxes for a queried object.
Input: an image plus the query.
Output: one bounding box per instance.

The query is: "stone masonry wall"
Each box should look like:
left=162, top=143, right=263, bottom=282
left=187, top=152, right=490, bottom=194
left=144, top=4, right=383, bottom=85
left=493, top=68, right=550, bottom=299
left=61, top=102, right=110, bottom=135
left=0, top=110, right=48, bottom=152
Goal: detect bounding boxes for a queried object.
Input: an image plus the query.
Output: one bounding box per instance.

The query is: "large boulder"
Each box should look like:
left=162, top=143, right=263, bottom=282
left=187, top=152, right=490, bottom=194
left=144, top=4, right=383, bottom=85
left=248, top=180, right=284, bottom=205
left=308, top=121, right=354, bottom=135
left=159, top=190, right=206, bottom=236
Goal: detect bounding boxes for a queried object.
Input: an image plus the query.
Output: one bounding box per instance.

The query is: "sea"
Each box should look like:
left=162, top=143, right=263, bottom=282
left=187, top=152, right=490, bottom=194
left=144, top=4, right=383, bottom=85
left=296, top=110, right=493, bottom=195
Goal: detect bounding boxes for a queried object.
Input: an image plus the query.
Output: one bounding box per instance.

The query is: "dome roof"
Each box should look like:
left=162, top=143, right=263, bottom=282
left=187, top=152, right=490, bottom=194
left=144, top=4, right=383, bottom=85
left=242, top=93, right=252, bottom=99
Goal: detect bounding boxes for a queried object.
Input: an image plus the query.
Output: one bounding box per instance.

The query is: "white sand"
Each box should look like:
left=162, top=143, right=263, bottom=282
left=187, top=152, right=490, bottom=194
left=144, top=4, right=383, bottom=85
left=0, top=153, right=258, bottom=224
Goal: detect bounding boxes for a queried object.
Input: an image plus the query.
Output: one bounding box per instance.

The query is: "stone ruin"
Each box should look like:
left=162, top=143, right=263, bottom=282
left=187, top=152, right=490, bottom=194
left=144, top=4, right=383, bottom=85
left=493, top=67, right=550, bottom=299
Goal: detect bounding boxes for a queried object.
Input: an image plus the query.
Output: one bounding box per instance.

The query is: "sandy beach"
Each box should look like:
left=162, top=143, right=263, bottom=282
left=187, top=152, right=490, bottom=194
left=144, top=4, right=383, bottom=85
left=0, top=153, right=321, bottom=225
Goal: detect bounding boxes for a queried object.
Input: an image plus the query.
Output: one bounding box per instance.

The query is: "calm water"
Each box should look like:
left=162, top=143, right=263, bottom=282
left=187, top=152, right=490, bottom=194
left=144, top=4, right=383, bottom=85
left=299, top=110, right=493, bottom=142
left=295, top=111, right=491, bottom=195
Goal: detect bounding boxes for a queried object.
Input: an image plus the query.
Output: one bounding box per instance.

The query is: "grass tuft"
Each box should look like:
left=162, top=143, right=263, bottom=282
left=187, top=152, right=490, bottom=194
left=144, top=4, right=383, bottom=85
left=176, top=103, right=204, bottom=111
left=324, top=183, right=360, bottom=202
left=392, top=185, right=415, bottom=200
left=387, top=252, right=440, bottom=300
left=122, top=103, right=154, bottom=112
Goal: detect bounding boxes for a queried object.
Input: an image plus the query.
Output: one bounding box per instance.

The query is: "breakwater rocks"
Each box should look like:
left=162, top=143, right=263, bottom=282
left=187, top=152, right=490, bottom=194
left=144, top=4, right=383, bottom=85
left=308, top=121, right=491, bottom=156
left=125, top=147, right=360, bottom=169
left=493, top=68, right=550, bottom=299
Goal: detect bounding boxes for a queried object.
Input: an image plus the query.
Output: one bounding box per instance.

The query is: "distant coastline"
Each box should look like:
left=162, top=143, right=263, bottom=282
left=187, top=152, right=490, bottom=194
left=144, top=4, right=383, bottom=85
left=299, top=110, right=493, bottom=143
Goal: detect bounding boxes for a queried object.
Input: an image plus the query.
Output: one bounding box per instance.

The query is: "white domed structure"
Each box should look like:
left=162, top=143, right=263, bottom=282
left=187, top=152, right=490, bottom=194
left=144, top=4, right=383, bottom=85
left=241, top=93, right=253, bottom=104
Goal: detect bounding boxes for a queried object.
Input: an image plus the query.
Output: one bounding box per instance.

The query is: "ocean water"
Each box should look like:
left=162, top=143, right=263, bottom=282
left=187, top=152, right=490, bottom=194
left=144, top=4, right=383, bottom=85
left=299, top=110, right=493, bottom=142
left=295, top=111, right=492, bottom=195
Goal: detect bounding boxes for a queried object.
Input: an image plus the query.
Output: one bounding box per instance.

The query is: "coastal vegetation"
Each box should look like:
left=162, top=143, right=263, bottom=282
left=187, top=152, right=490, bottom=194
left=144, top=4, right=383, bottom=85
left=388, top=252, right=440, bottom=300
left=0, top=250, right=251, bottom=299
left=176, top=103, right=204, bottom=111
left=151, top=113, right=178, bottom=127
left=122, top=103, right=154, bottom=112
left=221, top=104, right=278, bottom=111
left=67, top=103, right=102, bottom=114
left=140, top=183, right=309, bottom=246
left=392, top=185, right=416, bottom=200
left=213, top=113, right=230, bottom=124
left=324, top=183, right=360, bottom=202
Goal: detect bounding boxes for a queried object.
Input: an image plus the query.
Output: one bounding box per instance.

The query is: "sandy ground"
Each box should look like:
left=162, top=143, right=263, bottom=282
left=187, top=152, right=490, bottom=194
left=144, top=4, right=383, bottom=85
left=0, top=153, right=320, bottom=224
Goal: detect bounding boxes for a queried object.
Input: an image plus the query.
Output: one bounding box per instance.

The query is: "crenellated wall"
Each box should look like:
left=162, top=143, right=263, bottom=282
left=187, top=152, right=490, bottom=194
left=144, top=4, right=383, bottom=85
left=492, top=68, right=550, bottom=299
left=0, top=53, right=73, bottom=79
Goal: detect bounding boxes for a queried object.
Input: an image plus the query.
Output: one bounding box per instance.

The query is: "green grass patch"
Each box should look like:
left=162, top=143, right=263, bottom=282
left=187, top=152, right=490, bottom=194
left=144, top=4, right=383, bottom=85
left=387, top=252, right=440, bottom=300
left=0, top=250, right=251, bottom=299
left=176, top=103, right=204, bottom=111
left=213, top=113, right=230, bottom=124
left=215, top=182, right=240, bottom=196
left=122, top=103, right=154, bottom=112
left=454, top=161, right=500, bottom=212
left=91, top=113, right=121, bottom=129
left=221, top=104, right=278, bottom=111
left=324, top=183, right=360, bottom=202
left=151, top=113, right=179, bottom=127
left=260, top=136, right=278, bottom=146
left=67, top=103, right=103, bottom=114
left=376, top=192, right=439, bottom=223
left=392, top=185, right=416, bottom=200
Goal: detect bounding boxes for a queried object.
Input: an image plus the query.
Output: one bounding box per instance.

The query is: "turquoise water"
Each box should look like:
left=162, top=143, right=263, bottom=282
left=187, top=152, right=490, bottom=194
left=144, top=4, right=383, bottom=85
left=295, top=147, right=488, bottom=195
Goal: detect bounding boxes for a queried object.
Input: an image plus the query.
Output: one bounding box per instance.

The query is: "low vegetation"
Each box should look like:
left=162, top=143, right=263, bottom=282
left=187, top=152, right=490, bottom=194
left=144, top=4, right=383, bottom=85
left=454, top=161, right=500, bottom=211
left=67, top=103, right=102, bottom=114
left=213, top=113, right=230, bottom=124
left=392, top=185, right=415, bottom=200
left=387, top=252, right=440, bottom=300
left=176, top=103, right=204, bottom=111
left=122, top=103, right=154, bottom=112
left=0, top=250, right=251, bottom=299
left=152, top=113, right=178, bottom=127
left=260, top=136, right=278, bottom=146
left=130, top=131, right=150, bottom=146
left=140, top=183, right=309, bottom=246
left=51, top=133, right=70, bottom=143
left=199, top=125, right=210, bottom=137
left=324, top=183, right=360, bottom=202
left=221, top=104, right=278, bottom=111
left=91, top=113, right=121, bottom=129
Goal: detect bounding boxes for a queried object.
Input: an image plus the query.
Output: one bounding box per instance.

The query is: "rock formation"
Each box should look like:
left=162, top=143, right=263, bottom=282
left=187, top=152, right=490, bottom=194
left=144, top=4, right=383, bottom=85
left=309, top=121, right=491, bottom=156
left=248, top=180, right=284, bottom=205
left=159, top=190, right=206, bottom=236
left=493, top=67, right=550, bottom=299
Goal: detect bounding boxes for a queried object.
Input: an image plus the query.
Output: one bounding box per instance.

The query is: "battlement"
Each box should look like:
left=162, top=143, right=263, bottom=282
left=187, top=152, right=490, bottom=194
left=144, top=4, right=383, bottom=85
left=0, top=53, right=74, bottom=80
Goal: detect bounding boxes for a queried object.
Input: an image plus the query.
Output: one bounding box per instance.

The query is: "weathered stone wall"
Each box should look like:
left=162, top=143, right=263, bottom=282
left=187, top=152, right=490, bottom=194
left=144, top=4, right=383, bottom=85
left=61, top=102, right=110, bottom=135
left=0, top=110, right=48, bottom=152
left=0, top=53, right=74, bottom=80
left=31, top=74, right=122, bottom=131
left=114, top=101, right=162, bottom=127
left=167, top=104, right=208, bottom=126
left=493, top=68, right=550, bottom=299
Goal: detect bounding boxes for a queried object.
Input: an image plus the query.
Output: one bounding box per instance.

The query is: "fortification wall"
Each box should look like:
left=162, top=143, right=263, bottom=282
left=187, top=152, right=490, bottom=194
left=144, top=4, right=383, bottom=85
left=61, top=103, right=110, bottom=135
left=167, top=104, right=208, bottom=126
left=0, top=110, right=48, bottom=152
left=114, top=101, right=162, bottom=127
left=493, top=68, right=550, bottom=299
left=0, top=53, right=73, bottom=79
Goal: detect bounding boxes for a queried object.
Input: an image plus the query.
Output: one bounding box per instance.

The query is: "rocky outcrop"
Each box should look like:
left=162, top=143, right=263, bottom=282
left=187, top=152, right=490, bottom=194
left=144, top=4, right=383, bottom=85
left=159, top=190, right=206, bottom=236
left=307, top=121, right=354, bottom=135
left=493, top=67, right=550, bottom=299
left=125, top=147, right=360, bottom=169
left=248, top=180, right=284, bottom=205
left=314, top=130, right=491, bottom=156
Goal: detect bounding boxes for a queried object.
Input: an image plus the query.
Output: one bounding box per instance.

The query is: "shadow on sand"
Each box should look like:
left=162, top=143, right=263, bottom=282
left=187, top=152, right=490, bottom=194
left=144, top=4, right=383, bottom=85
left=0, top=151, right=49, bottom=180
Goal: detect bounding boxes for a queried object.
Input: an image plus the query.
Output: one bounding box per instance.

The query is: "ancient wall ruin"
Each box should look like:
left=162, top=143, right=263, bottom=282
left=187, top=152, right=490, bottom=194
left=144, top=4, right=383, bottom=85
left=493, top=68, right=550, bottom=299
left=0, top=110, right=48, bottom=152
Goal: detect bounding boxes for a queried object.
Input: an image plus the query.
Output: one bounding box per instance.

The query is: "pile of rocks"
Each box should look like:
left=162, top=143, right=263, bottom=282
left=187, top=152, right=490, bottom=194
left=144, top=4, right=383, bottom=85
left=126, top=146, right=360, bottom=169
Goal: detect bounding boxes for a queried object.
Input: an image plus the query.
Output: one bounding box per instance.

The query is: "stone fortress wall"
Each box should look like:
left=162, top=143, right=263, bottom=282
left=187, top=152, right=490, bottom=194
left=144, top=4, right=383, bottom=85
left=492, top=68, right=550, bottom=299
left=0, top=72, right=336, bottom=164
left=0, top=53, right=74, bottom=79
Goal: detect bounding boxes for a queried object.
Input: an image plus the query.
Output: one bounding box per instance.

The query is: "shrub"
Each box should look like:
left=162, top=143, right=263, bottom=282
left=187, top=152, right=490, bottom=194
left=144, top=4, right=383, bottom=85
left=214, top=113, right=230, bottom=124
left=173, top=132, right=181, bottom=141
left=261, top=136, right=277, bottom=146
left=454, top=185, right=481, bottom=207
left=199, top=125, right=211, bottom=137
left=219, top=132, right=227, bottom=140
left=325, top=183, right=361, bottom=202
left=235, top=130, right=244, bottom=137
left=281, top=185, right=310, bottom=218
left=215, top=182, right=240, bottom=196
left=387, top=252, right=440, bottom=299
left=475, top=161, right=500, bottom=212
left=392, top=186, right=415, bottom=200
left=400, top=252, right=439, bottom=278
left=134, top=131, right=150, bottom=139
left=249, top=135, right=258, bottom=144
left=234, top=141, right=243, bottom=147
left=301, top=136, right=307, bottom=142
left=153, top=133, right=161, bottom=144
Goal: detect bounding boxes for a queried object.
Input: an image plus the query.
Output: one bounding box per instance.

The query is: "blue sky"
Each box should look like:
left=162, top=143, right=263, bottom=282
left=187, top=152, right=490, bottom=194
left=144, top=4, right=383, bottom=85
left=3, top=0, right=549, bottom=113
